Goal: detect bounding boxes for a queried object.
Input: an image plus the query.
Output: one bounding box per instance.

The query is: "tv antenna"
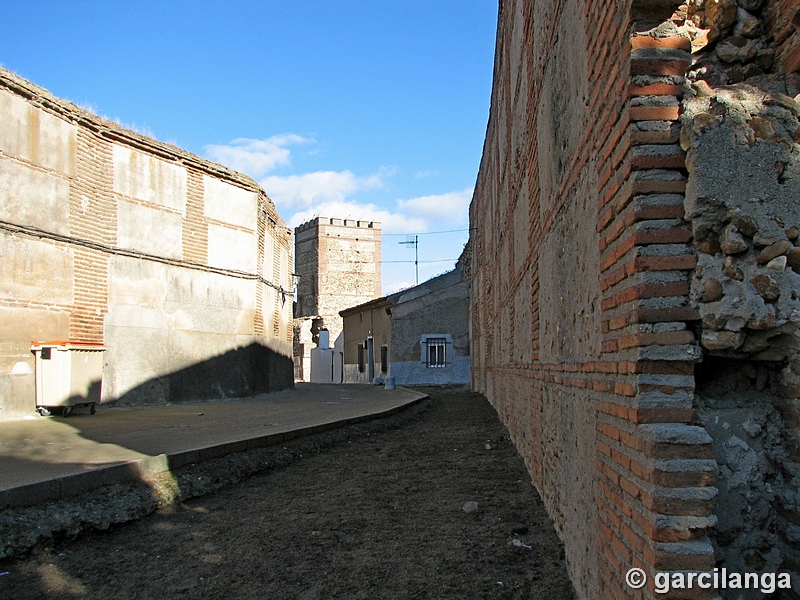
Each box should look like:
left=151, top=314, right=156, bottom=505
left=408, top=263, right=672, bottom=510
left=399, top=235, right=419, bottom=285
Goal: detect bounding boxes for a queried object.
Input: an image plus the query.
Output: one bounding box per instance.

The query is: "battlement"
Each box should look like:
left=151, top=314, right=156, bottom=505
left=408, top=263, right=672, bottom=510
left=295, top=217, right=382, bottom=233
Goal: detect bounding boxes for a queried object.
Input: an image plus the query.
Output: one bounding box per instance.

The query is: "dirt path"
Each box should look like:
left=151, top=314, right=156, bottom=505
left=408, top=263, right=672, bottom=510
left=0, top=388, right=575, bottom=599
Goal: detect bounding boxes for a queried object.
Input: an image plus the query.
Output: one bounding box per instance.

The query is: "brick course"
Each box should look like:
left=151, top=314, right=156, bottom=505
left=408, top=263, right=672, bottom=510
left=469, top=1, right=717, bottom=597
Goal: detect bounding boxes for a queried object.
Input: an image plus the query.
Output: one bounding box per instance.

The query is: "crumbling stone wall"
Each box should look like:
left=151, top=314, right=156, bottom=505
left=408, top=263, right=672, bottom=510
left=677, top=0, right=800, bottom=83
left=683, top=81, right=800, bottom=360
left=694, top=359, right=797, bottom=588
left=672, top=0, right=800, bottom=591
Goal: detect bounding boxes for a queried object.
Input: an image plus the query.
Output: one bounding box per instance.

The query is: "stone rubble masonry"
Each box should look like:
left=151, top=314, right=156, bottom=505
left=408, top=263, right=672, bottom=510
left=673, top=0, right=800, bottom=589
left=469, top=1, right=725, bottom=598
left=0, top=68, right=294, bottom=417
left=759, top=0, right=800, bottom=73
left=678, top=0, right=800, bottom=87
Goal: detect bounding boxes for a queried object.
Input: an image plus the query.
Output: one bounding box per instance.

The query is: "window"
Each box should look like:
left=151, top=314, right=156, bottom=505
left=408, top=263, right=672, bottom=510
left=420, top=334, right=452, bottom=369
left=425, top=337, right=447, bottom=368
left=380, top=345, right=388, bottom=373
left=357, top=343, right=365, bottom=373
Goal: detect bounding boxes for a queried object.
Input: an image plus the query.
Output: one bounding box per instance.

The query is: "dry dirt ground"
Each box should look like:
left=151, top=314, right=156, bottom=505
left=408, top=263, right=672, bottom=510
left=0, top=388, right=575, bottom=599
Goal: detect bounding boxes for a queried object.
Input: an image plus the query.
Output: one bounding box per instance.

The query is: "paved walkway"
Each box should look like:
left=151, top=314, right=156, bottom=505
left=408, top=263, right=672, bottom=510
left=0, top=383, right=426, bottom=509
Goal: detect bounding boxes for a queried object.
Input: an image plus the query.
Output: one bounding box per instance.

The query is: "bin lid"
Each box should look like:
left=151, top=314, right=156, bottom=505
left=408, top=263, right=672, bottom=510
left=31, top=340, right=106, bottom=351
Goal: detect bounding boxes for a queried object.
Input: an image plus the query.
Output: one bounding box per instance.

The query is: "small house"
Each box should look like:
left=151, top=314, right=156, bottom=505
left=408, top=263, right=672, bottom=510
left=340, top=262, right=469, bottom=386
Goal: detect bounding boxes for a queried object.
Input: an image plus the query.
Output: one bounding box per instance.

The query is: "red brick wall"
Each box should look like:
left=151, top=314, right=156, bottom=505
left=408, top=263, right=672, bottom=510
left=67, top=128, right=115, bottom=343
left=470, top=1, right=718, bottom=597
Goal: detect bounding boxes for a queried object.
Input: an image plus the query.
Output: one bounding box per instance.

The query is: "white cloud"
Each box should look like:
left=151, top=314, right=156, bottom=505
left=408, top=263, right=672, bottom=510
left=261, top=169, right=388, bottom=210
left=202, top=134, right=471, bottom=292
left=396, top=188, right=473, bottom=226
left=203, top=134, right=311, bottom=179
left=285, top=200, right=428, bottom=233
left=279, top=187, right=473, bottom=234
left=384, top=280, right=417, bottom=295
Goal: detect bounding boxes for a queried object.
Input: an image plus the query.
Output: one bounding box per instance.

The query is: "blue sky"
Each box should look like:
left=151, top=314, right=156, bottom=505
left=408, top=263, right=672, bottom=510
left=1, top=1, right=497, bottom=294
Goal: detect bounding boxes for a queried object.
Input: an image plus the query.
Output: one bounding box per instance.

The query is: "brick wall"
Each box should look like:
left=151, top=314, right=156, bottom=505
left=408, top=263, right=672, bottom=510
left=470, top=1, right=722, bottom=597
left=0, top=68, right=294, bottom=416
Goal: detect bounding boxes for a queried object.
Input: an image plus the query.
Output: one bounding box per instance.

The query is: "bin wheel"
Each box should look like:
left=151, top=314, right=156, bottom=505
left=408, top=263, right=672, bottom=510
left=62, top=406, right=72, bottom=417
left=37, top=407, right=51, bottom=417
left=90, top=404, right=96, bottom=415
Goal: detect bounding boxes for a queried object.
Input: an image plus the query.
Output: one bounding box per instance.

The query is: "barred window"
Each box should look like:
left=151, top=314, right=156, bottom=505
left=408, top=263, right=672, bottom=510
left=425, top=337, right=447, bottom=368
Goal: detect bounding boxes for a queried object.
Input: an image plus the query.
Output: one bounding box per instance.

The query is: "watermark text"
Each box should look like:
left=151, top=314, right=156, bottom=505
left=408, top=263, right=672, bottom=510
left=625, top=568, right=793, bottom=595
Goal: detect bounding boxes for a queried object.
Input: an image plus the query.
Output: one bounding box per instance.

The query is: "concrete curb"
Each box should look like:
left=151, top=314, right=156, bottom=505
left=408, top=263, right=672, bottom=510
left=0, top=395, right=426, bottom=511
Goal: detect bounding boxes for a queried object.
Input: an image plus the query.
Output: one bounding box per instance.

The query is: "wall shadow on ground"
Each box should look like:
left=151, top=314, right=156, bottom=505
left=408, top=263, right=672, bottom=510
left=0, top=343, right=295, bottom=558
left=112, top=342, right=294, bottom=406
left=0, top=342, right=295, bottom=511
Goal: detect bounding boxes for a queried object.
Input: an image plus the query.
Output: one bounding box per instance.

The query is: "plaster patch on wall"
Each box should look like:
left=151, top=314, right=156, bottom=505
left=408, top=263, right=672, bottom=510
left=0, top=159, right=70, bottom=235
left=0, top=234, right=74, bottom=305
left=0, top=306, right=69, bottom=371
left=0, top=89, right=77, bottom=176
left=107, top=256, right=256, bottom=334
left=117, top=200, right=183, bottom=260
left=203, top=175, right=257, bottom=230
left=105, top=256, right=262, bottom=400
left=207, top=223, right=256, bottom=273
left=112, top=144, right=187, bottom=212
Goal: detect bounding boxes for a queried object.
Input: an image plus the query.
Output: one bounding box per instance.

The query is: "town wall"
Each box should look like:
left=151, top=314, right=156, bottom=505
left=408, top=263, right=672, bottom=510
left=472, top=0, right=800, bottom=597
left=471, top=1, right=702, bottom=598
left=0, top=68, right=294, bottom=418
